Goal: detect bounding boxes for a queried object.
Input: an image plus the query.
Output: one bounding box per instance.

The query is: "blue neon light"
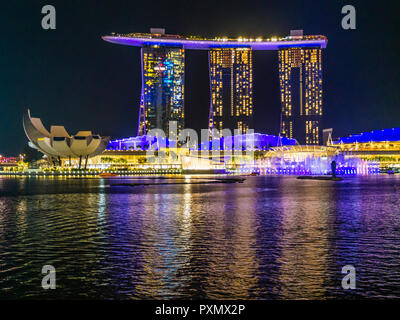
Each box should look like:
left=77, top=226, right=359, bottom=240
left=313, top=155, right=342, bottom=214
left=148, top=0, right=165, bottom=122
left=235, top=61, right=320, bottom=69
left=334, top=128, right=400, bottom=144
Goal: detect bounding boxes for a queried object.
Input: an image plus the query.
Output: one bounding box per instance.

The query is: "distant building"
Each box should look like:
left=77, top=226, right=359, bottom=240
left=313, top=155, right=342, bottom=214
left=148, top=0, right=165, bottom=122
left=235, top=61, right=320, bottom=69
left=332, top=128, right=400, bottom=173
left=107, top=134, right=175, bottom=151
left=0, top=156, right=18, bottom=163
left=199, top=132, right=296, bottom=151
left=322, top=128, right=333, bottom=146
left=0, top=156, right=18, bottom=170
left=332, top=128, right=400, bottom=149
left=108, top=132, right=296, bottom=152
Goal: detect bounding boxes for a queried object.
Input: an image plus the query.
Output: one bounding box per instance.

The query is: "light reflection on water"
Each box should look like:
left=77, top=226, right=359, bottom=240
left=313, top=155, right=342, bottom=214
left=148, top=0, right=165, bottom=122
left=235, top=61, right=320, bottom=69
left=0, top=175, right=400, bottom=299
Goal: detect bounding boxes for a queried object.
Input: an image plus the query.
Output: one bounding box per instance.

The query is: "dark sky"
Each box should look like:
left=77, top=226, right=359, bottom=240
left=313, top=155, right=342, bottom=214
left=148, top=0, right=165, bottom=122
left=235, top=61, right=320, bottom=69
left=1, top=0, right=399, bottom=155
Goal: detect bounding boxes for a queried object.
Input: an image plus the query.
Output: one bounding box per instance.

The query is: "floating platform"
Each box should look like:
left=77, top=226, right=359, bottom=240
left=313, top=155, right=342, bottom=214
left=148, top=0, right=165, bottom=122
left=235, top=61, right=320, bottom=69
left=296, top=176, right=343, bottom=181
left=182, top=169, right=226, bottom=175
left=111, top=177, right=245, bottom=187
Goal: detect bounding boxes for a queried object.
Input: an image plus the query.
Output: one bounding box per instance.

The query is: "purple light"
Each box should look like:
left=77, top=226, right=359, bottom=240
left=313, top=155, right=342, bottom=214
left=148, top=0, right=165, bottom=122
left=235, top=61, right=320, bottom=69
left=334, top=128, right=400, bottom=144
left=102, top=36, right=327, bottom=50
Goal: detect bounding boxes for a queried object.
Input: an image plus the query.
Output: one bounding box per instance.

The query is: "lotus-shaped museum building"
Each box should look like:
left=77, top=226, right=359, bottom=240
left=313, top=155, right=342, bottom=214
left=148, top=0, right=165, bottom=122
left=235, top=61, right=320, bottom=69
left=23, top=109, right=110, bottom=167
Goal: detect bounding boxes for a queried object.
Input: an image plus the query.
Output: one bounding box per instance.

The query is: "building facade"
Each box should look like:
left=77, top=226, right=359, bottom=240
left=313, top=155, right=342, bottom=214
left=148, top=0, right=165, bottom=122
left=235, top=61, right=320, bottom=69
left=278, top=45, right=323, bottom=144
left=208, top=47, right=253, bottom=135
left=138, top=44, right=185, bottom=139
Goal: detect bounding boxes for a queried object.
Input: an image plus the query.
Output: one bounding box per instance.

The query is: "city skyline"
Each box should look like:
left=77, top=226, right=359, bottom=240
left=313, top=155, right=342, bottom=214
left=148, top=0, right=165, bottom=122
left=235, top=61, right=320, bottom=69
left=2, top=0, right=400, bottom=303
left=1, top=1, right=400, bottom=155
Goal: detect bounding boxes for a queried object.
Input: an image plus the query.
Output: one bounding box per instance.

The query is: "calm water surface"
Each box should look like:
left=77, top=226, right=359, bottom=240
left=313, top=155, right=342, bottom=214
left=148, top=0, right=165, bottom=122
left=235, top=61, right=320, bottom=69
left=1, top=175, right=400, bottom=299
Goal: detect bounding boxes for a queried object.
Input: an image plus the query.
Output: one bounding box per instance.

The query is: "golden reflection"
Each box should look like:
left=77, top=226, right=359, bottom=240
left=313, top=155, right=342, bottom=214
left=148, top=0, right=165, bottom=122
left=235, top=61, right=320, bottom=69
left=122, top=181, right=259, bottom=298
left=277, top=178, right=332, bottom=299
left=97, top=180, right=107, bottom=220
left=0, top=198, right=10, bottom=240
left=15, top=197, right=28, bottom=236
left=135, top=190, right=185, bottom=298
left=203, top=185, right=259, bottom=298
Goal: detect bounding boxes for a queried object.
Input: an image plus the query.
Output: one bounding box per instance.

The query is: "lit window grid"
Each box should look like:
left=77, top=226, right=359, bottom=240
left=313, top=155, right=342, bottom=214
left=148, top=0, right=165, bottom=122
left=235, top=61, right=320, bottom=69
left=140, top=45, right=185, bottom=137
left=305, top=120, right=320, bottom=144
left=278, top=47, right=323, bottom=144
left=208, top=48, right=253, bottom=134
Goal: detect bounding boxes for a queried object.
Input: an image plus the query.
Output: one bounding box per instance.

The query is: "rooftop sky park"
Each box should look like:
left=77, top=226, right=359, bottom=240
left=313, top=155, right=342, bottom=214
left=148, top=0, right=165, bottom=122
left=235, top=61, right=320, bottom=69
left=102, top=29, right=327, bottom=50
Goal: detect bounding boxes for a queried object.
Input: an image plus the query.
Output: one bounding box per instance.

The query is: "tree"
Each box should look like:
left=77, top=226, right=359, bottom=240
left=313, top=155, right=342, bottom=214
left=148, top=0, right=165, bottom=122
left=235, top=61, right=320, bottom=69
left=100, top=157, right=113, bottom=163
left=22, top=145, right=43, bottom=163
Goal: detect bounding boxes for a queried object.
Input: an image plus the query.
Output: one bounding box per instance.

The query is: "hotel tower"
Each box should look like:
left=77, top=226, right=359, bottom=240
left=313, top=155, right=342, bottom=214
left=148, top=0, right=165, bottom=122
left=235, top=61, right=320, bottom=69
left=278, top=31, right=323, bottom=144
left=208, top=48, right=253, bottom=135
left=138, top=43, right=185, bottom=139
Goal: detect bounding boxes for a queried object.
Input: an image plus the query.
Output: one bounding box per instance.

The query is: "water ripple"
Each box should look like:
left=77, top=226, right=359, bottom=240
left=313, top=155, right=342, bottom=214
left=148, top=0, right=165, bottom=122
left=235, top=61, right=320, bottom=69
left=0, top=175, right=400, bottom=299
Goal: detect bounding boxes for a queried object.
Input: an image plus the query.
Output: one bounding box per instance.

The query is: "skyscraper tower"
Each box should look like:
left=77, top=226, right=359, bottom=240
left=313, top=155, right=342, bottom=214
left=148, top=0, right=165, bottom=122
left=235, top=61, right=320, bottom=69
left=278, top=31, right=323, bottom=145
left=138, top=43, right=185, bottom=139
left=208, top=47, right=253, bottom=135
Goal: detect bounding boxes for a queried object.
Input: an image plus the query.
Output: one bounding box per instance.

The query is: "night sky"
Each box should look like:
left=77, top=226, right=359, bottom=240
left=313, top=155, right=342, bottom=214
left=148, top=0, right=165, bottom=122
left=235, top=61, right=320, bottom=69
left=1, top=0, right=399, bottom=155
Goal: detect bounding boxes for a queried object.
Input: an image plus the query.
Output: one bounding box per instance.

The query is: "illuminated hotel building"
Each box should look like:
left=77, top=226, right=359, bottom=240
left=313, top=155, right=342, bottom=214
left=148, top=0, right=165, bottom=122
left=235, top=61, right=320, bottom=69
left=138, top=44, right=185, bottom=139
left=103, top=29, right=327, bottom=143
left=279, top=32, right=323, bottom=144
left=208, top=48, right=253, bottom=135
